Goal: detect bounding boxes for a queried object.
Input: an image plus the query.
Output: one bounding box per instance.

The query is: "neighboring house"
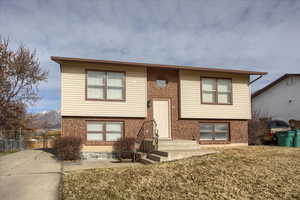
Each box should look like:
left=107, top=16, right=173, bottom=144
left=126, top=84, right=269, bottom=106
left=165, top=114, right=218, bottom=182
left=252, top=74, right=300, bottom=123
left=51, top=56, right=266, bottom=159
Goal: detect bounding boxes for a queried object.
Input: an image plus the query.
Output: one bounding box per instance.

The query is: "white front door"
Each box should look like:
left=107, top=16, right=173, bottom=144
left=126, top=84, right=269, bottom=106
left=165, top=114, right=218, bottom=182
left=153, top=99, right=171, bottom=139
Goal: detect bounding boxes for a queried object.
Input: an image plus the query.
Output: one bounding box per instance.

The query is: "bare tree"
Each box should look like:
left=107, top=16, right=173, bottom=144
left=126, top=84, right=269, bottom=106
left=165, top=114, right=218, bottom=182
left=248, top=109, right=271, bottom=145
left=0, top=38, right=48, bottom=130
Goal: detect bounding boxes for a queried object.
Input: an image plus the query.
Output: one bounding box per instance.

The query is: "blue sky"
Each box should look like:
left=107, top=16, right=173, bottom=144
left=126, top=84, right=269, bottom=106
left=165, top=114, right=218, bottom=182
left=1, top=0, right=300, bottom=113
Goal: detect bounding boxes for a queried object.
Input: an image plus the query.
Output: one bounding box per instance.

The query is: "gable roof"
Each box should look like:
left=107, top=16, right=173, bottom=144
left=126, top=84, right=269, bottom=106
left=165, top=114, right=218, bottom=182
left=51, top=56, right=267, bottom=76
left=252, top=73, right=300, bottom=98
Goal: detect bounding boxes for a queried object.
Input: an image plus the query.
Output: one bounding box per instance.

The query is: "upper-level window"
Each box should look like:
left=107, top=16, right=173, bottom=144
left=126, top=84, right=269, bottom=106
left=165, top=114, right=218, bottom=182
left=201, top=78, right=232, bottom=104
left=87, top=70, right=125, bottom=101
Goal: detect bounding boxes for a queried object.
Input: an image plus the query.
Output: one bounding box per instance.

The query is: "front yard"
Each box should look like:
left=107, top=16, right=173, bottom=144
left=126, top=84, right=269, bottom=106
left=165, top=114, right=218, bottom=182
left=61, top=146, right=300, bottom=200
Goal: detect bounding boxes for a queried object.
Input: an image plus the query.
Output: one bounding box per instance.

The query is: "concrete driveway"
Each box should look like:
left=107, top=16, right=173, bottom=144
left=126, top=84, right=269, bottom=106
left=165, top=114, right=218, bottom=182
left=0, top=150, right=61, bottom=200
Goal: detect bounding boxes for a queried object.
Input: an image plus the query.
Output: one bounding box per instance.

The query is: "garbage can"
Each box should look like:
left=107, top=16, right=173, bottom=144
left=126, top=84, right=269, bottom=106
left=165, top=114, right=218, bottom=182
left=277, top=131, right=295, bottom=147
left=293, top=129, right=300, bottom=147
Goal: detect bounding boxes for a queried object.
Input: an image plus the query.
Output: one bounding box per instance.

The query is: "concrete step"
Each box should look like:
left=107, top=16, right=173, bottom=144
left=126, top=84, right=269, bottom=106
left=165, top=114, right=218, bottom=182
left=140, top=140, right=217, bottom=164
left=158, top=145, right=200, bottom=151
left=152, top=150, right=169, bottom=157
left=150, top=149, right=218, bottom=162
left=157, top=140, right=200, bottom=150
left=157, top=139, right=198, bottom=145
left=140, top=157, right=157, bottom=165
left=168, top=149, right=218, bottom=161
left=147, top=153, right=168, bottom=162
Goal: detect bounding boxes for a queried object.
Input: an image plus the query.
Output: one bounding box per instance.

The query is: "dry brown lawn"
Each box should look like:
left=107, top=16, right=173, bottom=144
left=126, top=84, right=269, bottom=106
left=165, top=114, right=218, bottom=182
left=61, top=146, right=300, bottom=200
left=0, top=151, right=17, bottom=157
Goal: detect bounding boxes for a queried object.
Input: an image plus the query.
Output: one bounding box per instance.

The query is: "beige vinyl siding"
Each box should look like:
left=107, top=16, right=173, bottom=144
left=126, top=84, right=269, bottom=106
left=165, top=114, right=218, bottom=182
left=61, top=62, right=147, bottom=117
left=180, top=70, right=251, bottom=119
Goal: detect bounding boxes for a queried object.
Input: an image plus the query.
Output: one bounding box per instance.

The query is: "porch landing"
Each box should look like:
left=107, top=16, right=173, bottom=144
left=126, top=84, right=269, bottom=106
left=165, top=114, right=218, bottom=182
left=140, top=140, right=218, bottom=164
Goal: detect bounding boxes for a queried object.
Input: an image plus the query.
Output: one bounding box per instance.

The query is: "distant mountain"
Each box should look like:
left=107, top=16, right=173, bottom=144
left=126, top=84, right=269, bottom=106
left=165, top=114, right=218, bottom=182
left=27, top=110, right=61, bottom=130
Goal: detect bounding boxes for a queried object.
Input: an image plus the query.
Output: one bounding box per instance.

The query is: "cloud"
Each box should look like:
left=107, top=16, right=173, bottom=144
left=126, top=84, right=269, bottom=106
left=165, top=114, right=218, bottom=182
left=28, top=98, right=60, bottom=113
left=1, top=0, right=300, bottom=112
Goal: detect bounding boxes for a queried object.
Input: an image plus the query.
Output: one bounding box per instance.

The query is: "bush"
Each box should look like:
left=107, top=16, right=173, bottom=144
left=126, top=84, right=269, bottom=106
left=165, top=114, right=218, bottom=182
left=113, top=137, right=136, bottom=160
left=54, top=136, right=83, bottom=160
left=248, top=110, right=270, bottom=145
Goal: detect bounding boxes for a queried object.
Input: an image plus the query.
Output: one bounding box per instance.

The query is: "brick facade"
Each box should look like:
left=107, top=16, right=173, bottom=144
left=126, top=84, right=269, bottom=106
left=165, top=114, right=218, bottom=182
left=146, top=67, right=248, bottom=143
left=62, top=67, right=249, bottom=145
left=62, top=117, right=145, bottom=146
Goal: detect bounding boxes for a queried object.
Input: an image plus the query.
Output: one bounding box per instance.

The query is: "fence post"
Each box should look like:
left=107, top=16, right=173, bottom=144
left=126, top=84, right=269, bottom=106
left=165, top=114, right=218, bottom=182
left=19, top=128, right=23, bottom=151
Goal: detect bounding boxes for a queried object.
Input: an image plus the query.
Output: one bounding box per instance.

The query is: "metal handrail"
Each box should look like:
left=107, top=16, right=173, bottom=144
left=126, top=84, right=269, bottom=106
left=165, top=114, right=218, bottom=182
left=152, top=122, right=159, bottom=151
left=136, top=120, right=157, bottom=141
left=133, top=120, right=159, bottom=161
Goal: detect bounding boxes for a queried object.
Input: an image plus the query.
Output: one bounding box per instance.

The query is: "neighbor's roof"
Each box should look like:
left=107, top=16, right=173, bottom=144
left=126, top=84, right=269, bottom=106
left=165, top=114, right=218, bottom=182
left=51, top=56, right=267, bottom=75
left=252, top=73, right=300, bottom=98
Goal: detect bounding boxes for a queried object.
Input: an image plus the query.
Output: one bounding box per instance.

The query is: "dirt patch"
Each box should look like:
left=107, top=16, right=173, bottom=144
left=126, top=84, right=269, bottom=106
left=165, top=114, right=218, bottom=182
left=61, top=146, right=300, bottom=200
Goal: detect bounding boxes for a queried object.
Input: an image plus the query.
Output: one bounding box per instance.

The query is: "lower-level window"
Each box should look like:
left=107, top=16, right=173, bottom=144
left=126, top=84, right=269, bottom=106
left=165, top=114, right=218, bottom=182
left=86, top=121, right=123, bottom=142
left=199, top=123, right=229, bottom=141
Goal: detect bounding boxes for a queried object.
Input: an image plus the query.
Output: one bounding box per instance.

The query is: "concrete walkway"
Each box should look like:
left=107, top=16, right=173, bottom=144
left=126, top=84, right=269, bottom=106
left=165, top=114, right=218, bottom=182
left=0, top=150, right=61, bottom=200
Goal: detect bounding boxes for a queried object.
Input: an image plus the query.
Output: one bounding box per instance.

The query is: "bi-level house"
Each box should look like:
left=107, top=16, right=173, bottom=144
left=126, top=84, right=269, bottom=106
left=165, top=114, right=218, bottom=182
left=52, top=56, right=266, bottom=160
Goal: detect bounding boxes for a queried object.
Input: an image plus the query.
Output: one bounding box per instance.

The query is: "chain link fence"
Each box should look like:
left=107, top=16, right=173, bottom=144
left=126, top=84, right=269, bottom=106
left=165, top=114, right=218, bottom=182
left=0, top=129, right=25, bottom=152
left=0, top=129, right=60, bottom=152
left=0, top=139, right=24, bottom=152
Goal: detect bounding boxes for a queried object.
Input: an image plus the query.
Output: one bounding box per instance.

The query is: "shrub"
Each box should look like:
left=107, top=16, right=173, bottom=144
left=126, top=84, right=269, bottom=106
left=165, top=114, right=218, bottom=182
left=113, top=137, right=136, bottom=160
left=248, top=110, right=270, bottom=145
left=54, top=136, right=83, bottom=160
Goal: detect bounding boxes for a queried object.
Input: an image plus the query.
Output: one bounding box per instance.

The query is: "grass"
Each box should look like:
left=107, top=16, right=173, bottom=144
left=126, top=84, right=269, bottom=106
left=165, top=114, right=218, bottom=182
left=61, top=146, right=300, bottom=200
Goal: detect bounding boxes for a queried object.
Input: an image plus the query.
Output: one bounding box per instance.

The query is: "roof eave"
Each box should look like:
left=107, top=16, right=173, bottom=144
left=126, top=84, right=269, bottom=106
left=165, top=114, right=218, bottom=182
left=252, top=73, right=300, bottom=98
left=51, top=56, right=267, bottom=76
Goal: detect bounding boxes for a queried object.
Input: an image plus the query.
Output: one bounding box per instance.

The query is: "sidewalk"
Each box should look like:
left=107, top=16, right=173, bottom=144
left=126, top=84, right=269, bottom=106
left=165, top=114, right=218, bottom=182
left=0, top=150, right=61, bottom=200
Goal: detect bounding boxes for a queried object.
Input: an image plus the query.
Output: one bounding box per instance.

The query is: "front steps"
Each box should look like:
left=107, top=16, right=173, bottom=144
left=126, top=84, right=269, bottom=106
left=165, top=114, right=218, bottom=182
left=139, top=140, right=217, bottom=164
left=140, top=157, right=157, bottom=164
left=157, top=139, right=201, bottom=151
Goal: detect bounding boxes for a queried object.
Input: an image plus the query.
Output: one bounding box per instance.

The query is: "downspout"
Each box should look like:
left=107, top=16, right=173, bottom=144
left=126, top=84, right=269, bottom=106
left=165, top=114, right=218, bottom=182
left=249, top=74, right=265, bottom=120
left=59, top=63, right=63, bottom=136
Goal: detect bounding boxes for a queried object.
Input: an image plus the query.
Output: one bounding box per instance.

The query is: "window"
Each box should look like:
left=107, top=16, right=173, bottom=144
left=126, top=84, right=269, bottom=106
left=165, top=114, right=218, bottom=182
left=86, top=121, right=123, bottom=142
left=201, top=78, right=232, bottom=104
left=156, top=79, right=167, bottom=88
left=86, top=122, right=104, bottom=141
left=87, top=70, right=125, bottom=100
left=87, top=71, right=105, bottom=99
left=202, top=79, right=216, bottom=103
left=199, top=123, right=229, bottom=141
left=107, top=72, right=124, bottom=100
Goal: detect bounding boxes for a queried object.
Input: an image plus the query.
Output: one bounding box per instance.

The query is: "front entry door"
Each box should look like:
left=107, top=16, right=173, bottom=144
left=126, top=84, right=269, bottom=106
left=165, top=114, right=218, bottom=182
left=153, top=99, right=171, bottom=139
